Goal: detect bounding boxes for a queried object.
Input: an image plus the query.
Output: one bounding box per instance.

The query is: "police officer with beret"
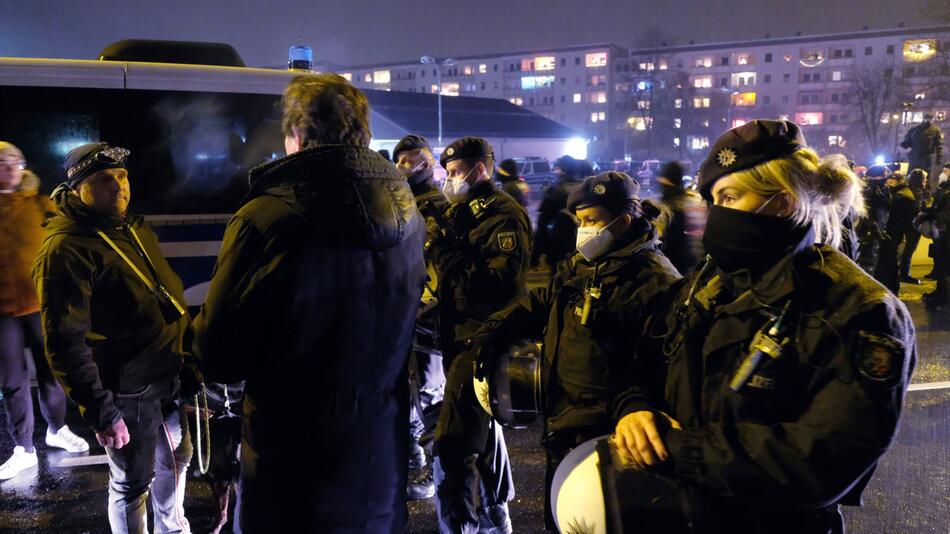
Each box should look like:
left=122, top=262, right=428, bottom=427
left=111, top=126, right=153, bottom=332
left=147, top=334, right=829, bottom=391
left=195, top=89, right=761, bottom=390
left=611, top=120, right=916, bottom=533
left=494, top=158, right=529, bottom=210
left=473, top=172, right=680, bottom=530
left=393, top=133, right=448, bottom=499
left=430, top=136, right=530, bottom=534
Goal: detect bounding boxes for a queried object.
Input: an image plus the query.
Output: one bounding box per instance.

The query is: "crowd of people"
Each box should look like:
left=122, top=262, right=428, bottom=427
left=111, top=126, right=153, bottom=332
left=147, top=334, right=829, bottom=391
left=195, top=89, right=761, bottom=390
left=0, top=74, right=922, bottom=533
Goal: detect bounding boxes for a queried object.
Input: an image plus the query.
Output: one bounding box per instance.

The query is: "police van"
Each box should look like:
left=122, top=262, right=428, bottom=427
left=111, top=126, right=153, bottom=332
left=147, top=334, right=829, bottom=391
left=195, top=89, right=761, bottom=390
left=0, top=45, right=321, bottom=306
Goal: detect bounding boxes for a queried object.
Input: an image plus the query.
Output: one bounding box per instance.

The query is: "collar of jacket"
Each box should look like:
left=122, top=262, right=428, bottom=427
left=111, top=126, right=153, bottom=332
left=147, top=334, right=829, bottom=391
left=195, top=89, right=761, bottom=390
left=571, top=222, right=659, bottom=277
left=467, top=177, right=497, bottom=200
left=711, top=228, right=817, bottom=317
left=51, top=190, right=140, bottom=232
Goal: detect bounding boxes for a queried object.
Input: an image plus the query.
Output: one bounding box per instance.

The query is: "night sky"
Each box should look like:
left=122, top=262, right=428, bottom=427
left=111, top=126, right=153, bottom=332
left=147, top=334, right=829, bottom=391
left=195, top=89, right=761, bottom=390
left=1, top=0, right=934, bottom=68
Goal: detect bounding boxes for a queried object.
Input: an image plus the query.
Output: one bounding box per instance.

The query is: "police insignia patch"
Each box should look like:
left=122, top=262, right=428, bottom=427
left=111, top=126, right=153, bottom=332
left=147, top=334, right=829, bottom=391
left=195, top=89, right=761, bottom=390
left=497, top=231, right=517, bottom=252
left=593, top=184, right=607, bottom=195
left=854, top=331, right=905, bottom=387
left=717, top=147, right=738, bottom=167
left=445, top=147, right=455, bottom=156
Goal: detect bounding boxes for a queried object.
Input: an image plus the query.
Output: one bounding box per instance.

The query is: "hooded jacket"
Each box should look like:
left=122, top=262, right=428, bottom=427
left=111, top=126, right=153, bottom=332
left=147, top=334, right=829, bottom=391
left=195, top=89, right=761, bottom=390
left=192, top=145, right=425, bottom=532
left=32, top=192, right=188, bottom=430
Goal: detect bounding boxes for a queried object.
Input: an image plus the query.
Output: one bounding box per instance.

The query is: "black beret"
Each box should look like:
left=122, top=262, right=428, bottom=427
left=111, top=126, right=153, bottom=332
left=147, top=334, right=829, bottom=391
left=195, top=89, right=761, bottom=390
left=865, top=164, right=889, bottom=179
left=567, top=171, right=640, bottom=214
left=63, top=142, right=130, bottom=188
left=658, top=161, right=684, bottom=184
left=392, top=134, right=430, bottom=162
left=697, top=119, right=806, bottom=200
left=440, top=136, right=494, bottom=168
left=496, top=159, right=520, bottom=182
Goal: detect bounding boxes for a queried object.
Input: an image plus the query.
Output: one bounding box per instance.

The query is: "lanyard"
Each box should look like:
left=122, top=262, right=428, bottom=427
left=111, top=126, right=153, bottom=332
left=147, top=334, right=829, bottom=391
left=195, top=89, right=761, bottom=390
left=95, top=226, right=186, bottom=316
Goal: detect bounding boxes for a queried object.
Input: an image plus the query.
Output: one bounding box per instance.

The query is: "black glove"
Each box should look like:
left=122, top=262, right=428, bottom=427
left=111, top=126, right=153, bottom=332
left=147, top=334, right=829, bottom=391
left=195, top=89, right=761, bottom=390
left=473, top=328, right=503, bottom=380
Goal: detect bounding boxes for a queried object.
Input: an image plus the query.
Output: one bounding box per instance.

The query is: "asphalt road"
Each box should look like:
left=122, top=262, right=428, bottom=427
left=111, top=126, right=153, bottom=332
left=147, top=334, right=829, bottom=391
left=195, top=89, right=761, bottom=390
left=1, top=265, right=948, bottom=533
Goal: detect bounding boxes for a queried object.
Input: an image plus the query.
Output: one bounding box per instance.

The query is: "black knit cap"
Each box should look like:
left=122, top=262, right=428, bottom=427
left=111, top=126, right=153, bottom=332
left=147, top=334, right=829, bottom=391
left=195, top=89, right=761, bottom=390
left=657, top=161, right=684, bottom=184
left=567, top=171, right=640, bottom=214
left=697, top=119, right=806, bottom=200
left=63, top=142, right=130, bottom=188
left=392, top=134, right=430, bottom=162
left=440, top=136, right=494, bottom=168
left=496, top=159, right=520, bottom=182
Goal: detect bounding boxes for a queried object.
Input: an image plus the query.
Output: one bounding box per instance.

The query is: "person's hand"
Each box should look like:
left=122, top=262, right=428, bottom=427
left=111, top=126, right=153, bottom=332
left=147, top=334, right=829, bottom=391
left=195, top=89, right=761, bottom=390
left=611, top=410, right=682, bottom=469
left=96, top=418, right=131, bottom=449
left=472, top=331, right=500, bottom=380
left=179, top=360, right=205, bottom=398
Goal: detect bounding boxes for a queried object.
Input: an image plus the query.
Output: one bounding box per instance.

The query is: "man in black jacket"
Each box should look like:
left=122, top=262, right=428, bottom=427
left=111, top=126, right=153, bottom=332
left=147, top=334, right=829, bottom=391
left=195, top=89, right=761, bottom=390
left=874, top=173, right=917, bottom=293
left=393, top=134, right=448, bottom=500
left=193, top=75, right=426, bottom=533
left=33, top=143, right=195, bottom=534
left=431, top=136, right=530, bottom=534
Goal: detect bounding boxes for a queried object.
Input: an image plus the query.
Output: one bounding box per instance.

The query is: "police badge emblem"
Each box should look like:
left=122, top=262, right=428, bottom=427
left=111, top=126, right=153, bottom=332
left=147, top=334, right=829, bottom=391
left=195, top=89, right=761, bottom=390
left=497, top=231, right=517, bottom=252
left=717, top=147, right=738, bottom=167
left=445, top=147, right=455, bottom=157
left=593, top=184, right=607, bottom=195
left=854, top=331, right=904, bottom=387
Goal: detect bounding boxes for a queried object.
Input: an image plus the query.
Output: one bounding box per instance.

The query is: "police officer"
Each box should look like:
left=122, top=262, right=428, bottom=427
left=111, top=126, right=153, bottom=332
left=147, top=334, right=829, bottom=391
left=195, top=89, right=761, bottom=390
left=473, top=172, right=680, bottom=530
left=922, top=163, right=950, bottom=307
left=612, top=120, right=916, bottom=533
left=874, top=173, right=916, bottom=293
left=901, top=113, right=944, bottom=176
left=393, top=133, right=448, bottom=500
left=494, top=158, right=529, bottom=209
left=431, top=136, right=530, bottom=534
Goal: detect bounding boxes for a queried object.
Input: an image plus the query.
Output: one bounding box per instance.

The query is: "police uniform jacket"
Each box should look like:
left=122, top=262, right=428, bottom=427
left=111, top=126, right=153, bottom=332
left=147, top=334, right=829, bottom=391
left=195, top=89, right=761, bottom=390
left=193, top=145, right=425, bottom=532
left=32, top=193, right=188, bottom=431
left=482, top=222, right=679, bottom=436
left=612, top=243, right=916, bottom=532
left=432, top=179, right=530, bottom=358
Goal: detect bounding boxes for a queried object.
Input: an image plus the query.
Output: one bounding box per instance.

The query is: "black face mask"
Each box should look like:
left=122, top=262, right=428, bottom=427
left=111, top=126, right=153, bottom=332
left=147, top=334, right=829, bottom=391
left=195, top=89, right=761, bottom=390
left=702, top=204, right=813, bottom=274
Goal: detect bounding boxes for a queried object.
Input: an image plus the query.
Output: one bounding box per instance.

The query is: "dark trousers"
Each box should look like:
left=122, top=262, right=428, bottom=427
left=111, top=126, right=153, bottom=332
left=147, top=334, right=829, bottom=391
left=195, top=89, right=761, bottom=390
left=874, top=238, right=901, bottom=294
left=900, top=230, right=923, bottom=278
left=0, top=313, right=66, bottom=450
left=433, top=350, right=515, bottom=533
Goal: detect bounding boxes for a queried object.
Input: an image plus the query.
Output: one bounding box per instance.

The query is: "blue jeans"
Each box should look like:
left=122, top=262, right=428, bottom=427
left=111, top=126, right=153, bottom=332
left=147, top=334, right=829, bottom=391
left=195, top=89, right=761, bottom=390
left=105, top=382, right=192, bottom=534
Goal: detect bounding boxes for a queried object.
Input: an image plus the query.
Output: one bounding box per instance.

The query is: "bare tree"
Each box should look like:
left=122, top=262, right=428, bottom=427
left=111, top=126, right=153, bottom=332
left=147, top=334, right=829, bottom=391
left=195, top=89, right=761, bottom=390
left=848, top=59, right=903, bottom=157
left=626, top=26, right=679, bottom=159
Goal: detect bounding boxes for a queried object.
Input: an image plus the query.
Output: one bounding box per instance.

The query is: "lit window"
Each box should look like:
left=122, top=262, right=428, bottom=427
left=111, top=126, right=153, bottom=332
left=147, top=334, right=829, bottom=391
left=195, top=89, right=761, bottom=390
left=674, top=118, right=682, bottom=128
left=340, top=72, right=352, bottom=81
left=589, top=91, right=607, bottom=103
left=432, top=84, right=439, bottom=93
left=521, top=75, right=555, bottom=90
left=730, top=72, right=757, bottom=86
left=693, top=97, right=711, bottom=108
left=832, top=71, right=842, bottom=81
left=441, top=82, right=459, bottom=96
left=692, top=76, right=713, bottom=88
left=597, top=92, right=608, bottom=104
left=637, top=81, right=650, bottom=91
left=509, top=97, right=524, bottom=105
left=938, top=111, right=947, bottom=121
left=636, top=100, right=650, bottom=110
left=695, top=57, right=713, bottom=68
left=702, top=120, right=710, bottom=128
left=779, top=114, right=790, bottom=121
left=521, top=58, right=534, bottom=71
left=573, top=93, right=582, bottom=103
left=464, top=65, right=473, bottom=75
left=586, top=52, right=608, bottom=67
left=732, top=119, right=747, bottom=128
left=627, top=116, right=651, bottom=130
left=904, top=39, right=937, bottom=62
left=536, top=56, right=556, bottom=71
left=784, top=54, right=792, bottom=62
left=674, top=98, right=683, bottom=109
left=689, top=136, right=710, bottom=150
left=599, top=112, right=606, bottom=121
left=659, top=59, right=668, bottom=70
left=364, top=73, right=373, bottom=83
left=479, top=64, right=487, bottom=74
left=732, top=92, right=757, bottom=107
left=903, top=111, right=925, bottom=123
left=737, top=54, right=750, bottom=65
left=828, top=135, right=845, bottom=147
left=591, top=112, right=600, bottom=123
left=673, top=137, right=681, bottom=147
left=795, top=112, right=823, bottom=125
left=373, top=70, right=391, bottom=84
left=915, top=92, right=926, bottom=100
left=639, top=62, right=655, bottom=71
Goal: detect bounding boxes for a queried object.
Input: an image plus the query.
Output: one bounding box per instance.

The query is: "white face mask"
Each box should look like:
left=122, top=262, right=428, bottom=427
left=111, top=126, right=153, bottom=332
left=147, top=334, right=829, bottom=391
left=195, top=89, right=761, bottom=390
left=575, top=216, right=620, bottom=261
left=443, top=167, right=477, bottom=203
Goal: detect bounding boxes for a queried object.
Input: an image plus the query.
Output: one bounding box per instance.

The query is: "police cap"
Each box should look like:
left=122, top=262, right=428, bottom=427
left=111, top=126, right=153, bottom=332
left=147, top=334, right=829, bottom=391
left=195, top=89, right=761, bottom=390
left=440, top=136, right=494, bottom=168
left=392, top=134, right=430, bottom=162
left=567, top=171, right=640, bottom=215
left=697, top=119, right=806, bottom=200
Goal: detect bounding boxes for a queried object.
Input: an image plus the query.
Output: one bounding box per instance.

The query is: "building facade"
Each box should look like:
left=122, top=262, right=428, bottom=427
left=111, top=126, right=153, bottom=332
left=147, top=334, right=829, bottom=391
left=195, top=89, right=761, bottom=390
left=330, top=25, right=950, bottom=165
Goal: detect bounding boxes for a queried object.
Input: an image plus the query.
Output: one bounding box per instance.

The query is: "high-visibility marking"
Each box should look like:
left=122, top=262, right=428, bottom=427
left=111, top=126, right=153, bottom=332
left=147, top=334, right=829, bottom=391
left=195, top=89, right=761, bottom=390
left=55, top=454, right=109, bottom=468
left=908, top=381, right=950, bottom=392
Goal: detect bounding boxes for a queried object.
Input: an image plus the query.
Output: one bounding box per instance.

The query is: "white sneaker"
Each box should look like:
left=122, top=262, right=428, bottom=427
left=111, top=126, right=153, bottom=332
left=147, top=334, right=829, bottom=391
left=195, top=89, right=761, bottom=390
left=0, top=446, right=38, bottom=480
left=45, top=426, right=90, bottom=453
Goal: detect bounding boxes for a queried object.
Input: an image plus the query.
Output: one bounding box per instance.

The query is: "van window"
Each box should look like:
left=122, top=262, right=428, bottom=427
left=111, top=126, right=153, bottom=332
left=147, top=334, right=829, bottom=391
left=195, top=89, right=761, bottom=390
left=532, top=161, right=550, bottom=173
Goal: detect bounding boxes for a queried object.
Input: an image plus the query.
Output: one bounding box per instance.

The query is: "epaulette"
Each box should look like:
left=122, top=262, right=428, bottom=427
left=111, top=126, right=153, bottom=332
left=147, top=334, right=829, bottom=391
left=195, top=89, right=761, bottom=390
left=467, top=196, right=498, bottom=219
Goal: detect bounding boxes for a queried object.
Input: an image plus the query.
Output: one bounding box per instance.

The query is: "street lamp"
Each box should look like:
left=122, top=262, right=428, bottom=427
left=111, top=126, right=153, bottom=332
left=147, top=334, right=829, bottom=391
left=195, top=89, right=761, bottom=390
left=421, top=55, right=457, bottom=148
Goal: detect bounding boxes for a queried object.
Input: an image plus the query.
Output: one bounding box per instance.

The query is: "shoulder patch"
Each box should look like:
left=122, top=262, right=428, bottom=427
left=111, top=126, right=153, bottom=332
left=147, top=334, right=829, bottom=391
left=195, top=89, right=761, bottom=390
left=853, top=331, right=905, bottom=388
left=497, top=231, right=517, bottom=252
